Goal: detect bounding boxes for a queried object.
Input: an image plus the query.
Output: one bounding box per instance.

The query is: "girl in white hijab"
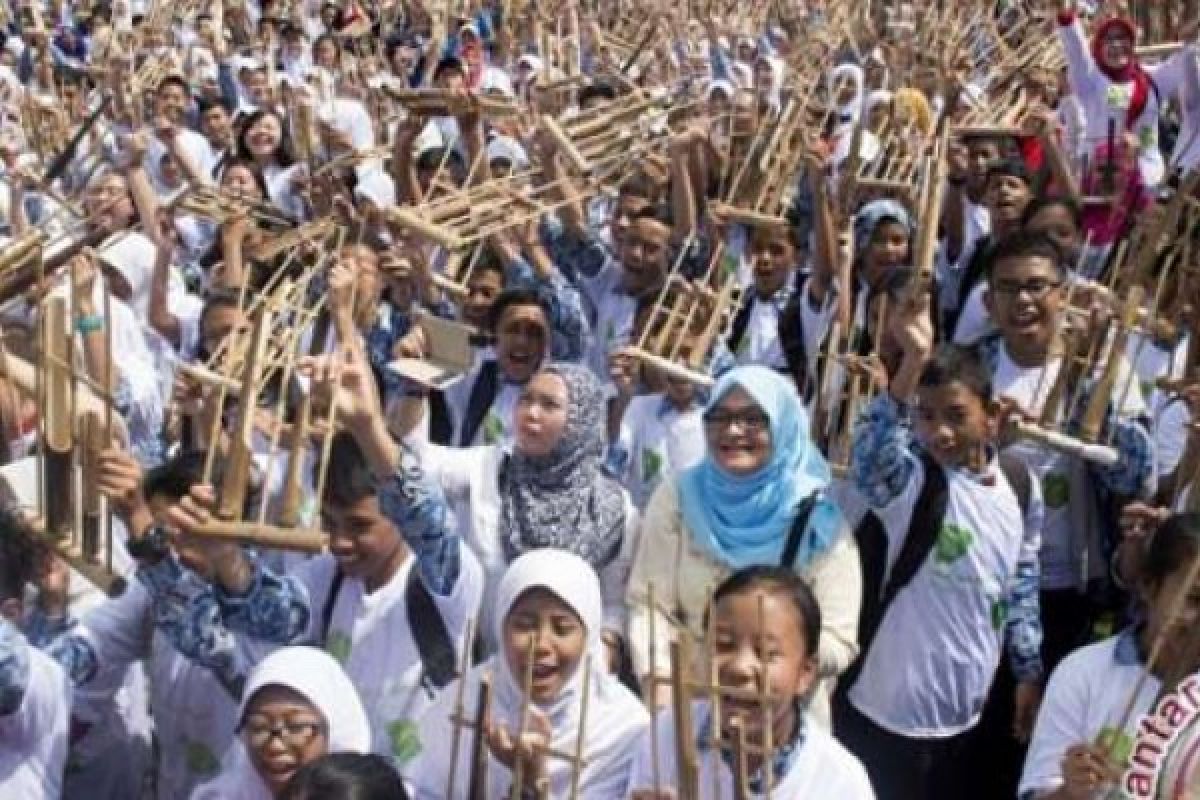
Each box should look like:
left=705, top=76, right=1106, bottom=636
left=192, top=647, right=371, bottom=800
left=405, top=550, right=649, bottom=798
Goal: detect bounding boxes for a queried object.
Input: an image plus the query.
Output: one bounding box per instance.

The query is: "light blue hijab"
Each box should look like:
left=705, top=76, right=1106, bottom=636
left=678, top=366, right=843, bottom=570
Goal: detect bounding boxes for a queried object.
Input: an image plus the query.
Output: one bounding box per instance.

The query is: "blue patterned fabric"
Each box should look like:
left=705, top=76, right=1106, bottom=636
left=0, top=617, right=30, bottom=715
left=378, top=444, right=461, bottom=596
left=25, top=610, right=98, bottom=687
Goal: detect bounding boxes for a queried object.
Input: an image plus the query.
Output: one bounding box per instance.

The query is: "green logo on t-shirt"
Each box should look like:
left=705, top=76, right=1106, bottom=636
left=991, top=597, right=1008, bottom=631
left=388, top=719, right=422, bottom=764
left=1096, top=726, right=1134, bottom=768
left=327, top=630, right=352, bottom=665
left=641, top=448, right=663, bottom=483
left=1043, top=473, right=1070, bottom=509
left=185, top=740, right=220, bottom=775
left=935, top=524, right=975, bottom=565
left=483, top=412, right=504, bottom=444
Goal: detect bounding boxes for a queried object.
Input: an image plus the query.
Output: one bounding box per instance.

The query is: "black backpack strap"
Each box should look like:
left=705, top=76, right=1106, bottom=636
left=726, top=295, right=754, bottom=356
left=406, top=566, right=458, bottom=692
left=458, top=359, right=500, bottom=447
left=317, top=567, right=345, bottom=647
left=879, top=450, right=949, bottom=606
left=427, top=389, right=454, bottom=446
left=779, top=492, right=821, bottom=569
left=997, top=451, right=1032, bottom=517
left=778, top=294, right=809, bottom=397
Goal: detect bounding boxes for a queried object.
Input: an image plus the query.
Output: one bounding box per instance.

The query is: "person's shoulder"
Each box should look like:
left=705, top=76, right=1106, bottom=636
left=803, top=723, right=875, bottom=795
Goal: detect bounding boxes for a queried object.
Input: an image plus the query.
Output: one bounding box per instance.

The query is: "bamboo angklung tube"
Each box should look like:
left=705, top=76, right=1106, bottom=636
left=188, top=520, right=328, bottom=553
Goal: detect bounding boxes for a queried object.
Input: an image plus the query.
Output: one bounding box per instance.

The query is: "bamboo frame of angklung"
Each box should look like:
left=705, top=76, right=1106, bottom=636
left=171, top=183, right=298, bottom=230
left=620, top=76, right=828, bottom=388
left=640, top=583, right=783, bottom=799
left=22, top=268, right=125, bottom=595
left=445, top=631, right=592, bottom=800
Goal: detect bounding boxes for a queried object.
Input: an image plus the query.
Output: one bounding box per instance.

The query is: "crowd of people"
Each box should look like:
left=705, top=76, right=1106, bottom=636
left=0, top=0, right=1199, bottom=797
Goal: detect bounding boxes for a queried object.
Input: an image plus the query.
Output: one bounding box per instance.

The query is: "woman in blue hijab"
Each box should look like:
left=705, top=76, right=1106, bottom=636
left=626, top=365, right=862, bottom=728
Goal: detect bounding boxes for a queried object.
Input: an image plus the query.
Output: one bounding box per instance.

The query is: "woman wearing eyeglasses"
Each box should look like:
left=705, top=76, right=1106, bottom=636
left=625, top=365, right=862, bottom=728
left=192, top=646, right=371, bottom=800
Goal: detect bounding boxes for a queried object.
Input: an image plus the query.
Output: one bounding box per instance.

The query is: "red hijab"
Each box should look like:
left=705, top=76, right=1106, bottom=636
left=1090, top=16, right=1151, bottom=126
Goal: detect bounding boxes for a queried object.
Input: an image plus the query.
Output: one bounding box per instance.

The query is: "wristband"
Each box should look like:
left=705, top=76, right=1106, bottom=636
left=75, top=314, right=104, bottom=335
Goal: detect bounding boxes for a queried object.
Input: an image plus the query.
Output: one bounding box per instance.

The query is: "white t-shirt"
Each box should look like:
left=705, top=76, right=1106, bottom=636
left=444, top=355, right=520, bottom=449
left=611, top=394, right=705, bottom=509
left=0, top=646, right=70, bottom=799
left=267, top=550, right=484, bottom=767
left=849, top=454, right=1041, bottom=737
left=626, top=701, right=876, bottom=799
left=991, top=341, right=1145, bottom=588
left=733, top=292, right=789, bottom=369
left=1019, top=634, right=1159, bottom=798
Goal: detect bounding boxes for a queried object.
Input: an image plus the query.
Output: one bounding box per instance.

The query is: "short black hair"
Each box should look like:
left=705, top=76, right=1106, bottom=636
left=983, top=230, right=1067, bottom=283
left=197, top=94, right=235, bottom=116
left=1142, top=513, right=1200, bottom=588
left=486, top=287, right=550, bottom=333
left=918, top=343, right=993, bottom=403
left=712, top=566, right=822, bottom=658
left=986, top=156, right=1031, bottom=187
left=433, top=56, right=464, bottom=80
left=157, top=74, right=192, bottom=97
left=278, top=753, right=410, bottom=800
left=0, top=507, right=40, bottom=602
left=320, top=432, right=378, bottom=509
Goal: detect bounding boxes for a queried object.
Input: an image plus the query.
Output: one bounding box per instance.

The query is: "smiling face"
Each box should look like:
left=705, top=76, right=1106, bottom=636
left=220, top=163, right=263, bottom=200
left=321, top=494, right=405, bottom=588
left=914, top=381, right=993, bottom=471
left=1100, top=28, right=1134, bottom=72
left=244, top=112, right=283, bottom=161
left=984, top=254, right=1066, bottom=361
left=242, top=685, right=329, bottom=795
left=713, top=588, right=815, bottom=748
left=503, top=588, right=587, bottom=704
left=514, top=371, right=569, bottom=458
left=704, top=387, right=772, bottom=476
left=156, top=81, right=189, bottom=124
left=495, top=302, right=549, bottom=385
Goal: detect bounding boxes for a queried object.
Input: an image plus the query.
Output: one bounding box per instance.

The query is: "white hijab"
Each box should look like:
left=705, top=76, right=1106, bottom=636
left=191, top=647, right=371, bottom=800
left=405, top=551, right=649, bottom=799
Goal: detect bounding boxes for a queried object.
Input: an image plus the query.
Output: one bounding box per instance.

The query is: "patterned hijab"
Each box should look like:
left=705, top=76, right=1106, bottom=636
left=500, top=363, right=626, bottom=568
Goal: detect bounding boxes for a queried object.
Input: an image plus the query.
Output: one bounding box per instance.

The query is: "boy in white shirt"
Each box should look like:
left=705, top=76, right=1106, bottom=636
left=840, top=298, right=1044, bottom=799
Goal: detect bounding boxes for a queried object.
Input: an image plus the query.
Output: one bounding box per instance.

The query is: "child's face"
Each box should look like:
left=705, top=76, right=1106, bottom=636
left=242, top=685, right=328, bottom=794
left=966, top=140, right=1001, bottom=192
left=986, top=174, right=1032, bottom=229
left=862, top=221, right=910, bottom=289
left=984, top=255, right=1066, bottom=357
left=321, top=495, right=403, bottom=586
left=464, top=268, right=504, bottom=327
left=503, top=588, right=587, bottom=704
left=713, top=588, right=815, bottom=746
left=750, top=230, right=796, bottom=296
left=914, top=381, right=995, bottom=470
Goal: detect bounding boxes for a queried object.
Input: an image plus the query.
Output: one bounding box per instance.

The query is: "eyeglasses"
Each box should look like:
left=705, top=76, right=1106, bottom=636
left=991, top=279, right=1062, bottom=300
left=241, top=717, right=326, bottom=749
left=703, top=408, right=770, bottom=433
